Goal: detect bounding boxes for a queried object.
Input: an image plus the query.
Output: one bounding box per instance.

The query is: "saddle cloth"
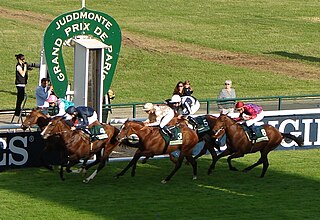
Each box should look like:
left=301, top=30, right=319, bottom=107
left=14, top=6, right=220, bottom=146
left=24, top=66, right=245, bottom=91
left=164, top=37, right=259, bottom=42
left=160, top=126, right=183, bottom=145
left=194, top=116, right=211, bottom=133
left=241, top=125, right=269, bottom=143
left=89, top=125, right=108, bottom=140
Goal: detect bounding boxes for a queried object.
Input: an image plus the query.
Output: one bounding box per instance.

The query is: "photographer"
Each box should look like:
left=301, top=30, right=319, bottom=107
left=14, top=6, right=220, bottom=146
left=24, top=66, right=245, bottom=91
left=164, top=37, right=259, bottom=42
left=14, top=53, right=29, bottom=116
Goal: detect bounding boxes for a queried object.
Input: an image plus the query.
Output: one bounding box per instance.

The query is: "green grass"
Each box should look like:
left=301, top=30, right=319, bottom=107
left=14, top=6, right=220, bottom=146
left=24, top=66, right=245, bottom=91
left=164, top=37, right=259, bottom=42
left=0, top=0, right=319, bottom=107
left=0, top=149, right=319, bottom=219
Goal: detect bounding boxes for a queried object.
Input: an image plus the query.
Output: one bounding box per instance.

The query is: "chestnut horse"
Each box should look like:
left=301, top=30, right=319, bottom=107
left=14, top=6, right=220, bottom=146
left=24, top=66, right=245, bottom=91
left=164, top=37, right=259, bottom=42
left=211, top=114, right=304, bottom=177
left=169, top=115, right=222, bottom=175
left=115, top=120, right=199, bottom=183
left=41, top=116, right=119, bottom=183
left=140, top=115, right=221, bottom=175
left=21, top=109, right=65, bottom=170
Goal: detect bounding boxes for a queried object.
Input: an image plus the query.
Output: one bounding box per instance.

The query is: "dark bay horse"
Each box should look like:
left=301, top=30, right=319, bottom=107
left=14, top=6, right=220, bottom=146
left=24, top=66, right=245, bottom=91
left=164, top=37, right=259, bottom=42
left=41, top=116, right=119, bottom=183
left=115, top=120, right=199, bottom=183
left=211, top=114, right=304, bottom=177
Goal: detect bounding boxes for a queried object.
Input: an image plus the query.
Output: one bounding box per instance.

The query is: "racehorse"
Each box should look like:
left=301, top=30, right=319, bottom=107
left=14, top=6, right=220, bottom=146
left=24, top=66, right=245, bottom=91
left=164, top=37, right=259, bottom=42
left=21, top=109, right=65, bottom=170
left=168, top=115, right=222, bottom=174
left=140, top=115, right=221, bottom=175
left=115, top=120, right=199, bottom=183
left=211, top=114, right=304, bottom=177
left=41, top=116, right=119, bottom=183
left=21, top=109, right=50, bottom=131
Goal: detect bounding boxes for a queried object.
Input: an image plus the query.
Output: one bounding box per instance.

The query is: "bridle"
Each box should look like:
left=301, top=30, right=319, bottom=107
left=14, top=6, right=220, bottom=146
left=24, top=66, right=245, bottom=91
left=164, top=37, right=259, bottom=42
left=213, top=117, right=238, bottom=136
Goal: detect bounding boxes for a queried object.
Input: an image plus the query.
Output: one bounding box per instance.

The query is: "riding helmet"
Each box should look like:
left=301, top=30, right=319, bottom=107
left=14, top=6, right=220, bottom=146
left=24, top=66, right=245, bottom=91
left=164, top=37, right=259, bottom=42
left=66, top=106, right=76, bottom=115
left=169, top=95, right=181, bottom=103
left=235, top=102, right=245, bottom=109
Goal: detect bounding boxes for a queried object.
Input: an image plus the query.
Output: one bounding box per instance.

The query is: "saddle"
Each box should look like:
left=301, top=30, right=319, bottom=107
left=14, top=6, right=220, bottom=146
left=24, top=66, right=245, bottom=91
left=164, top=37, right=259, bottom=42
left=240, top=125, right=269, bottom=143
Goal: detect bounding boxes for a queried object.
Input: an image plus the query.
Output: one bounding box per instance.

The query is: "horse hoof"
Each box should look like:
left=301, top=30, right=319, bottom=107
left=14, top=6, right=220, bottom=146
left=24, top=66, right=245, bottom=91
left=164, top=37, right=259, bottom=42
left=83, top=179, right=89, bottom=184
left=230, top=168, right=238, bottom=171
left=161, top=180, right=167, bottom=184
left=114, top=175, right=120, bottom=179
left=192, top=176, right=197, bottom=180
left=242, top=169, right=249, bottom=173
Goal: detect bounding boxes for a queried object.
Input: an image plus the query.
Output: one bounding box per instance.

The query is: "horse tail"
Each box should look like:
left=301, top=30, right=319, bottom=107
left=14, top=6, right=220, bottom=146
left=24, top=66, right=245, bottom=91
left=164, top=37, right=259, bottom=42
left=281, top=133, right=304, bottom=147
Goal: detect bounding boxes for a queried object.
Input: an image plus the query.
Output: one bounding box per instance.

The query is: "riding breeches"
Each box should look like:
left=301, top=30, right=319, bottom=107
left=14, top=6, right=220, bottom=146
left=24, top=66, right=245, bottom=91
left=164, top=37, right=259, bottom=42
left=159, top=110, right=175, bottom=128
left=245, top=111, right=264, bottom=127
left=88, top=112, right=98, bottom=125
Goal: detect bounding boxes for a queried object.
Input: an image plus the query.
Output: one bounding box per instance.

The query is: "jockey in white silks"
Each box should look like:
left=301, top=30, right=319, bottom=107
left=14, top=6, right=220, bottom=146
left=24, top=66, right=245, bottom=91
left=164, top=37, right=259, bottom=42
left=143, top=102, right=175, bottom=137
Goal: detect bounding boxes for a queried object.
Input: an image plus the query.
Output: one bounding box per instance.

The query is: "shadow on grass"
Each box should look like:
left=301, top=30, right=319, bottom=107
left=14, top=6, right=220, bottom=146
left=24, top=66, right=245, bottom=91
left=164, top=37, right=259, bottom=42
left=0, top=150, right=319, bottom=219
left=264, top=51, right=320, bottom=63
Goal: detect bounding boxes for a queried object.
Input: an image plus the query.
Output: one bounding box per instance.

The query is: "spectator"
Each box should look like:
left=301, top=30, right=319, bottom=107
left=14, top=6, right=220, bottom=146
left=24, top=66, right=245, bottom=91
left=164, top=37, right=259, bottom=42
left=143, top=102, right=175, bottom=137
left=35, top=78, right=53, bottom=114
left=169, top=94, right=200, bottom=129
left=217, top=79, right=236, bottom=114
left=172, top=81, right=184, bottom=96
left=14, top=53, right=29, bottom=116
left=183, top=80, right=193, bottom=96
left=234, top=101, right=264, bottom=140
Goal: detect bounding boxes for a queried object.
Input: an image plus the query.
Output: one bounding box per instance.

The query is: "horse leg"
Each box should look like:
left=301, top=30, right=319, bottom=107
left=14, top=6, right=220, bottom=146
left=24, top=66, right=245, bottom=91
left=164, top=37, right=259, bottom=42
left=227, top=151, right=245, bottom=171
left=115, top=153, right=142, bottom=178
left=59, top=164, right=65, bottom=181
left=185, top=155, right=198, bottom=180
left=83, top=155, right=107, bottom=184
left=83, top=141, right=119, bottom=183
left=243, top=151, right=269, bottom=178
left=161, top=153, right=185, bottom=184
left=81, top=152, right=102, bottom=176
left=193, top=145, right=207, bottom=160
left=141, top=156, right=150, bottom=164
left=40, top=146, right=54, bottom=171
left=207, top=148, right=232, bottom=173
left=66, top=159, right=81, bottom=173
left=206, top=144, right=218, bottom=175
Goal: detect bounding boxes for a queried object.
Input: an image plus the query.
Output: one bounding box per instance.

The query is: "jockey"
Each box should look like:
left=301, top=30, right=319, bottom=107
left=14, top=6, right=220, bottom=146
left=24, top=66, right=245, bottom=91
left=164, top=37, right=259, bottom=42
left=66, top=106, right=98, bottom=131
left=234, top=101, right=264, bottom=140
left=47, top=95, right=74, bottom=119
left=143, top=102, right=175, bottom=137
left=169, top=94, right=200, bottom=129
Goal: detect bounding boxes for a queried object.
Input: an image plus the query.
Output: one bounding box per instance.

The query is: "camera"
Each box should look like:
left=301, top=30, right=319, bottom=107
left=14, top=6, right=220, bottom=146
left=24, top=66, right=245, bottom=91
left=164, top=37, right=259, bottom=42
left=26, top=62, right=40, bottom=70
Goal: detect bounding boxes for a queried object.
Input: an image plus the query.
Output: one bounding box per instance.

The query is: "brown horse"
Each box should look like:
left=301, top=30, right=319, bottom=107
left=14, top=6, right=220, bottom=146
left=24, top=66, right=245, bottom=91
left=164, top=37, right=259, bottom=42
left=41, top=116, right=119, bottom=183
left=21, top=109, right=66, bottom=170
left=140, top=115, right=221, bottom=175
left=115, top=120, right=199, bottom=183
left=168, top=115, right=222, bottom=175
left=21, top=109, right=50, bottom=131
left=211, top=114, right=304, bottom=177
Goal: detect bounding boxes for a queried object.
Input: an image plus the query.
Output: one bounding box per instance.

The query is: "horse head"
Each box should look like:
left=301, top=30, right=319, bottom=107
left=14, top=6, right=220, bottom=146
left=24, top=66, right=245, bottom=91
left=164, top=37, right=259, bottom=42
left=117, top=120, right=144, bottom=143
left=21, top=109, right=49, bottom=130
left=41, top=116, right=69, bottom=139
left=211, top=114, right=232, bottom=138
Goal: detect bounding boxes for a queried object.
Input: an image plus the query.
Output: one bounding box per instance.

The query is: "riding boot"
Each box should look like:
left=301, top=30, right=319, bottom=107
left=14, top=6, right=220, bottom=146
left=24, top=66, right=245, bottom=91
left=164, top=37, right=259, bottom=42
left=162, top=126, right=173, bottom=139
left=187, top=116, right=198, bottom=129
left=248, top=125, right=257, bottom=140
